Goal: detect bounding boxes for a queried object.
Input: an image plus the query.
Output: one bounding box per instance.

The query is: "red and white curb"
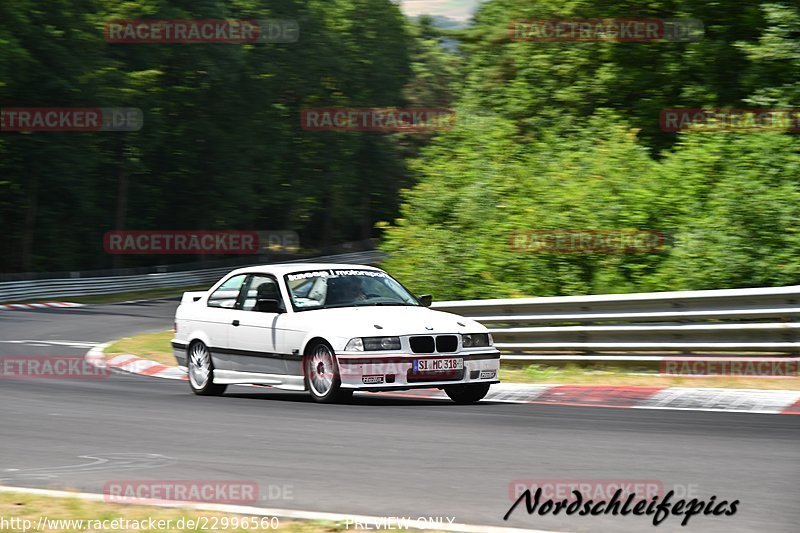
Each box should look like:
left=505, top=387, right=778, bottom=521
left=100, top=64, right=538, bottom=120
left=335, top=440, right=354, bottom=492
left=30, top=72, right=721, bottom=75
left=0, top=302, right=84, bottom=311
left=86, top=343, right=186, bottom=380
left=85, top=345, right=800, bottom=414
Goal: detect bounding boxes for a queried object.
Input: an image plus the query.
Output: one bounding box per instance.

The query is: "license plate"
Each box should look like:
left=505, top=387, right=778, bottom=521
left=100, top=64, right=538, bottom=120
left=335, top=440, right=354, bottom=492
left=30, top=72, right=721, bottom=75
left=413, top=358, right=463, bottom=372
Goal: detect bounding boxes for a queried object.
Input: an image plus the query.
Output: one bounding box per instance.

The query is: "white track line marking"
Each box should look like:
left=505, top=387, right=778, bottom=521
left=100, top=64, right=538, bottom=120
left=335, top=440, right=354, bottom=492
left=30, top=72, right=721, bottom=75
left=0, top=486, right=560, bottom=533
left=630, top=406, right=784, bottom=414
left=0, top=340, right=99, bottom=348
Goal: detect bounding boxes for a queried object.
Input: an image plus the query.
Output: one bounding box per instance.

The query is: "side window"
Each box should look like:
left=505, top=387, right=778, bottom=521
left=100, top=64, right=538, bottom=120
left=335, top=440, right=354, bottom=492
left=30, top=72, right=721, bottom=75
left=207, top=274, right=247, bottom=309
left=241, top=275, right=282, bottom=312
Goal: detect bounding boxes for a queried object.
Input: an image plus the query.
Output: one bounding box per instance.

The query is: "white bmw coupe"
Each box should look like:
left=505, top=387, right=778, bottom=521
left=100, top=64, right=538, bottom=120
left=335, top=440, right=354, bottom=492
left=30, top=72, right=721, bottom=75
left=172, top=263, right=500, bottom=403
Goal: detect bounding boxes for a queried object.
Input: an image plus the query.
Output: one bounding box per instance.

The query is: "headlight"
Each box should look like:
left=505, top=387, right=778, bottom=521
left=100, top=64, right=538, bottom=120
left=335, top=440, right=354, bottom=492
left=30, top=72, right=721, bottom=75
left=461, top=333, right=491, bottom=348
left=364, top=336, right=401, bottom=351
left=344, top=336, right=401, bottom=351
left=344, top=338, right=364, bottom=351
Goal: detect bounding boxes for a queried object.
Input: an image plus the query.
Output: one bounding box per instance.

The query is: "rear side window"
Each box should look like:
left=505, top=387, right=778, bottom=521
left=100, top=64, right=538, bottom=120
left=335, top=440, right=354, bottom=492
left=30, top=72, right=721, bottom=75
left=241, top=275, right=282, bottom=311
left=207, top=274, right=247, bottom=309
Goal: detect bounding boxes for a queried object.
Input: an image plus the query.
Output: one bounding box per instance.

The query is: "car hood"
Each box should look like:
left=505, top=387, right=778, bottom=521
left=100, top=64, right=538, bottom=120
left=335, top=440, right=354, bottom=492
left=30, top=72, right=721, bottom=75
left=283, top=305, right=486, bottom=337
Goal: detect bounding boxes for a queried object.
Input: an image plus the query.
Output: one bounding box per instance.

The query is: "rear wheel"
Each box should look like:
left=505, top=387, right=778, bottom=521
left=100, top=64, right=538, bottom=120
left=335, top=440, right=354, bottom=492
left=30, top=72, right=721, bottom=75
left=444, top=383, right=490, bottom=404
left=187, top=341, right=227, bottom=396
left=304, top=341, right=352, bottom=404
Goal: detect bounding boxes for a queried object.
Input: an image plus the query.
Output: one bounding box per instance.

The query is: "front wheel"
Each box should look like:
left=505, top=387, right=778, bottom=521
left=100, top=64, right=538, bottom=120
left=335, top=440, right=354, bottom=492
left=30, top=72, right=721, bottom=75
left=444, top=383, right=491, bottom=404
left=304, top=341, right=353, bottom=403
left=187, top=341, right=227, bottom=396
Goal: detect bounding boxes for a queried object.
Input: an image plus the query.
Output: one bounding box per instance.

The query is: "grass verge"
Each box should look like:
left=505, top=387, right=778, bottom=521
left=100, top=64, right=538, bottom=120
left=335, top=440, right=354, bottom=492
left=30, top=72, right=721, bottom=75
left=0, top=492, right=338, bottom=533
left=105, top=332, right=800, bottom=390
left=500, top=364, right=800, bottom=390
left=106, top=331, right=176, bottom=367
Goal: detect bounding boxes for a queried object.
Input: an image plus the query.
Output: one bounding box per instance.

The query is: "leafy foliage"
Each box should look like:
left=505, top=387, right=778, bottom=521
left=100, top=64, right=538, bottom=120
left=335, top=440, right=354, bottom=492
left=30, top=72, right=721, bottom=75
left=0, top=0, right=416, bottom=271
left=2, top=0, right=799, bottom=300
left=382, top=1, right=800, bottom=299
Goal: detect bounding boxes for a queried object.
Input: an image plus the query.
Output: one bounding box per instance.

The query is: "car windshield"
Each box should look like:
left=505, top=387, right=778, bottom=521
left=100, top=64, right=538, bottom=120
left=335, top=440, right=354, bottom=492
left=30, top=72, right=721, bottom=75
left=285, top=269, right=419, bottom=311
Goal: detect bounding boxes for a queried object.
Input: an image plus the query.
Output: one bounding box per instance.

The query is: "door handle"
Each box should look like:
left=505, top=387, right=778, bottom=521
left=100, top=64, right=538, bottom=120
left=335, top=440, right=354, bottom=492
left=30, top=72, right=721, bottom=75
left=232, top=320, right=240, bottom=327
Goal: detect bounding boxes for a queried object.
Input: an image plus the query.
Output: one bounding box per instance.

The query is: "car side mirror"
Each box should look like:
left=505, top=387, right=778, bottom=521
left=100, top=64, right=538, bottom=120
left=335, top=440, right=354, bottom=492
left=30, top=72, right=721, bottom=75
left=418, top=294, right=432, bottom=307
left=255, top=298, right=284, bottom=313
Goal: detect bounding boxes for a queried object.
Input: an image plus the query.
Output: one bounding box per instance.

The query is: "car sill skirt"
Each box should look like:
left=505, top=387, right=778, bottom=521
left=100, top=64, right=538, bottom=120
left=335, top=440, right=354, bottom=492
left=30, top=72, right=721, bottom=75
left=213, top=370, right=306, bottom=391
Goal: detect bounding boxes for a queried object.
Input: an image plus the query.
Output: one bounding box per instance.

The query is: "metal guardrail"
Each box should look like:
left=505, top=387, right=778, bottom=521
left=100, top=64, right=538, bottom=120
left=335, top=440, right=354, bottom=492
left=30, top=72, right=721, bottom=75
left=432, top=285, right=800, bottom=359
left=3, top=257, right=799, bottom=360
left=0, top=250, right=385, bottom=303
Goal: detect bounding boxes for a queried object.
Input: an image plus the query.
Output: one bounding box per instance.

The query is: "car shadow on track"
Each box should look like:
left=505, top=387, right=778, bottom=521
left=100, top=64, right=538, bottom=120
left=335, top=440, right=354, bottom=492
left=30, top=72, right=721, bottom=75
left=221, top=389, right=499, bottom=407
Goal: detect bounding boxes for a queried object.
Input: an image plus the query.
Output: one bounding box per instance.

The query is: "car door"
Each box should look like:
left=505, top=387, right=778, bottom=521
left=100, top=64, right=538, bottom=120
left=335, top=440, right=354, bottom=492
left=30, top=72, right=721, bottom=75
left=202, top=273, right=249, bottom=371
left=226, top=274, right=288, bottom=375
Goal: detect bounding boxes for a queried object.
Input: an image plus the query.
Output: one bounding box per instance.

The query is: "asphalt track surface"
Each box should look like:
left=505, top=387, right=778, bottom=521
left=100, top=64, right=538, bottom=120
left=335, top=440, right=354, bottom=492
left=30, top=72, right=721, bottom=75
left=0, top=300, right=798, bottom=532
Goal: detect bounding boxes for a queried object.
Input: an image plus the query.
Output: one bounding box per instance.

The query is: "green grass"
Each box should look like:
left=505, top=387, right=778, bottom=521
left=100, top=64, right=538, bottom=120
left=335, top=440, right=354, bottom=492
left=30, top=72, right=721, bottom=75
left=106, top=332, right=800, bottom=390
left=0, top=492, right=341, bottom=532
left=0, top=492, right=456, bottom=532
left=500, top=363, right=800, bottom=390
left=106, top=330, right=176, bottom=366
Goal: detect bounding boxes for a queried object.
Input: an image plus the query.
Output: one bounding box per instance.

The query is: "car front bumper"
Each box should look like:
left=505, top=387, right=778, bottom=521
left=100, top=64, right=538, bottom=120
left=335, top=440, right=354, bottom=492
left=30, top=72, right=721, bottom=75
left=336, top=351, right=501, bottom=391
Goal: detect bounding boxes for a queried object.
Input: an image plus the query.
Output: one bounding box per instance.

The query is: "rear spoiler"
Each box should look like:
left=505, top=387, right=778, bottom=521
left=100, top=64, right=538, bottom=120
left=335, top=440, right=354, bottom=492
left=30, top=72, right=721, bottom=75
left=180, top=291, right=207, bottom=305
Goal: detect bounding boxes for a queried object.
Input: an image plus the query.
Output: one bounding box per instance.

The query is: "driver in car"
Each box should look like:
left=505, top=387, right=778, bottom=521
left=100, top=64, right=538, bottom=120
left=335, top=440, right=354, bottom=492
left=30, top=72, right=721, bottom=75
left=339, top=276, right=367, bottom=303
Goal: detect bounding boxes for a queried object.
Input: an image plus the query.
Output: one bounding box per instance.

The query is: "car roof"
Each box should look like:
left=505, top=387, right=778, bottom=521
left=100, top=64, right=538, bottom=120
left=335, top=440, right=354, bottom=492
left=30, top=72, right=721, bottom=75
left=226, top=263, right=385, bottom=277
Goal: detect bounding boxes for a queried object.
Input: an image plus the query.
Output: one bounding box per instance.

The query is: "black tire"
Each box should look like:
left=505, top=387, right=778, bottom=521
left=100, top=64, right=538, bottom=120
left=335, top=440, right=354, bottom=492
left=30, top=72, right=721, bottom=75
left=187, top=341, right=227, bottom=396
left=444, top=383, right=491, bottom=404
left=303, top=340, right=353, bottom=404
